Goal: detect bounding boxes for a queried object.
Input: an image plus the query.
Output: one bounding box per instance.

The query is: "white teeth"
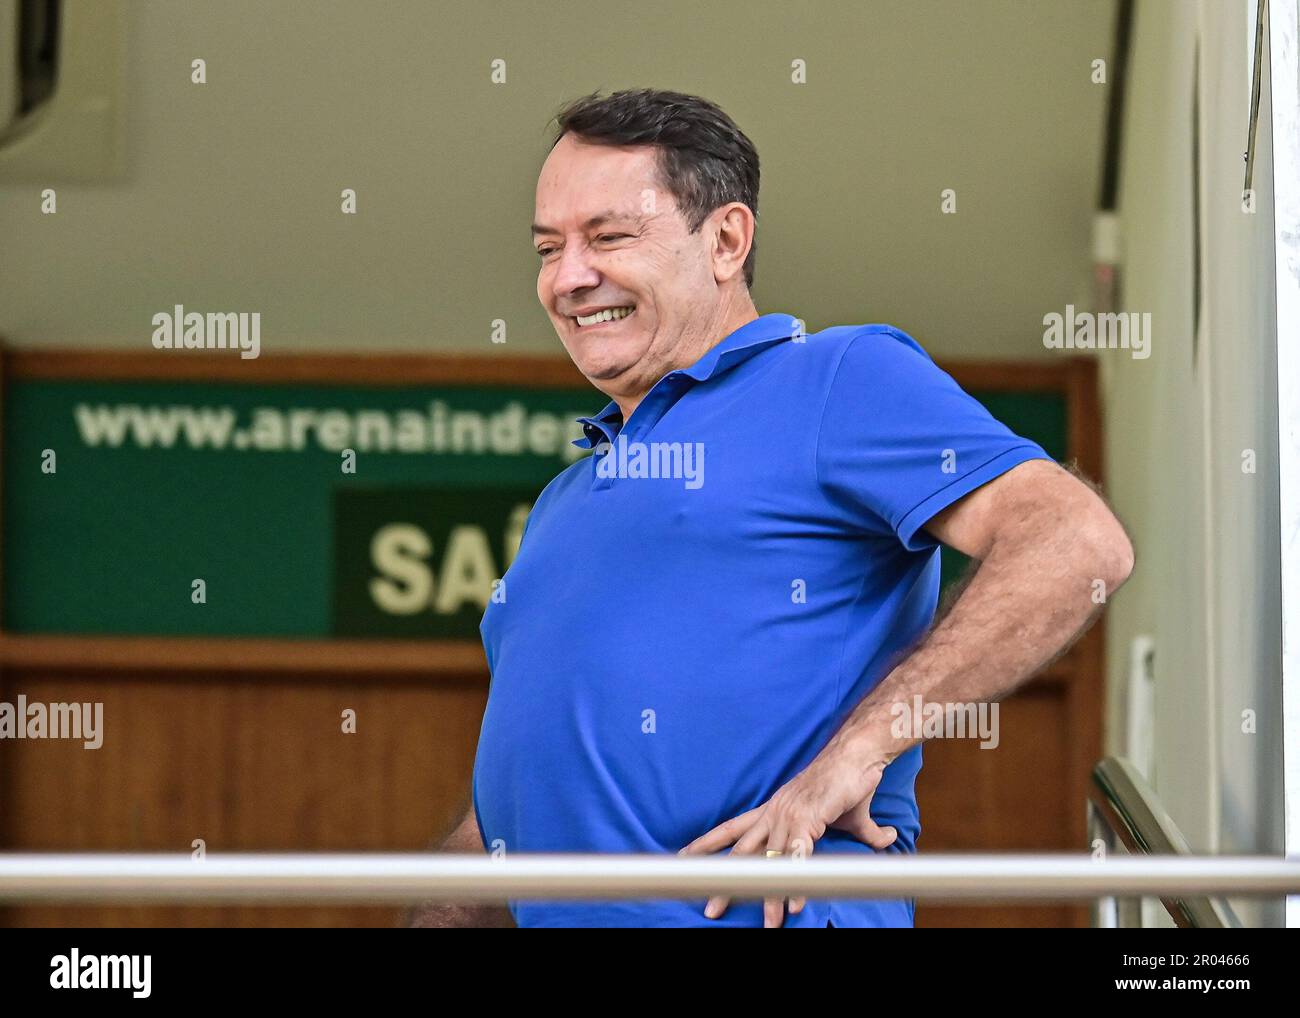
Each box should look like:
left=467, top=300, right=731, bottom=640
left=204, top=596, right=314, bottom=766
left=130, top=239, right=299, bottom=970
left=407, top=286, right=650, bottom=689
left=575, top=306, right=633, bottom=326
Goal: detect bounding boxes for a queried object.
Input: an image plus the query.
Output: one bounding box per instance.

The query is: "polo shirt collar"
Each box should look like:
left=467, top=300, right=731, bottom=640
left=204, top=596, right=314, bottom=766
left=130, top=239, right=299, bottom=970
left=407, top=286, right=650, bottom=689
left=574, top=312, right=801, bottom=448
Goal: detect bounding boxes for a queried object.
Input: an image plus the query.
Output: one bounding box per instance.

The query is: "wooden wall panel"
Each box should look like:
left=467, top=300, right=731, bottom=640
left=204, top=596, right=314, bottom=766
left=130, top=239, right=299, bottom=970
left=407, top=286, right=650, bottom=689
left=914, top=661, right=1094, bottom=928
left=0, top=669, right=486, bottom=927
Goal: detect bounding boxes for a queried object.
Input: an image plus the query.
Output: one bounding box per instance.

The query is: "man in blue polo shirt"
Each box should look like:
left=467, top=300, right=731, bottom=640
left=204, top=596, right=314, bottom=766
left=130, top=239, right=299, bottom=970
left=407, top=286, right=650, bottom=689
left=407, top=89, right=1133, bottom=928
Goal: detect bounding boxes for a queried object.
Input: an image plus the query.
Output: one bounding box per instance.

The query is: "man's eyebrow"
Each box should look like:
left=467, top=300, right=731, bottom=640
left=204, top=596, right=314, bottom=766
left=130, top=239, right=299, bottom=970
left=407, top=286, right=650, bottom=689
left=531, top=211, right=642, bottom=237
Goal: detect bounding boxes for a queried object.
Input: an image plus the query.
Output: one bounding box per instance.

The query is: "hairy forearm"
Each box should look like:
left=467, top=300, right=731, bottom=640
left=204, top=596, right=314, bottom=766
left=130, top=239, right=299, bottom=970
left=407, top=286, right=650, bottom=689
left=403, top=808, right=515, bottom=928
left=825, top=493, right=1132, bottom=773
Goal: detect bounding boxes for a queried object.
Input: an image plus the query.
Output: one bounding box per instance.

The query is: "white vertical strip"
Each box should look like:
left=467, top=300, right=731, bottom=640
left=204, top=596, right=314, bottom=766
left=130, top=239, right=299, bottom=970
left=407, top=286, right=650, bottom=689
left=1267, top=0, right=1300, bottom=930
left=1196, top=2, right=1223, bottom=857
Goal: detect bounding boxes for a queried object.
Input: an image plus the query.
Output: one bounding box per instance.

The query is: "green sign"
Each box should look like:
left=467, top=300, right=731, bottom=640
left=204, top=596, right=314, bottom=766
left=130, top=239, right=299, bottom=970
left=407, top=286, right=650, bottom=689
left=2, top=379, right=596, bottom=636
left=2, top=376, right=1065, bottom=638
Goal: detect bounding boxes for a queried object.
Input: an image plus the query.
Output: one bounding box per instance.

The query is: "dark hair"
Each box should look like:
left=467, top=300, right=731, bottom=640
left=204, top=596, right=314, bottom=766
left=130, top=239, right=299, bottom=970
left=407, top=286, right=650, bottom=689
left=552, top=89, right=760, bottom=288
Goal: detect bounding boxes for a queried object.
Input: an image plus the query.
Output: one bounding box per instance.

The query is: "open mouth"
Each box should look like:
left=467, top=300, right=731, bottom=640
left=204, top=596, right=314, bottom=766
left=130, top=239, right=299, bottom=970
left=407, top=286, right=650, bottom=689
left=571, top=306, right=635, bottom=329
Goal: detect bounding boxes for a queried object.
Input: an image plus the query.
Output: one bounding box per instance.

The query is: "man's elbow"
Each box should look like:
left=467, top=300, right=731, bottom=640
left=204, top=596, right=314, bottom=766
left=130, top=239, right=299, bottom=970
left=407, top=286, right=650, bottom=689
left=1082, top=509, right=1134, bottom=594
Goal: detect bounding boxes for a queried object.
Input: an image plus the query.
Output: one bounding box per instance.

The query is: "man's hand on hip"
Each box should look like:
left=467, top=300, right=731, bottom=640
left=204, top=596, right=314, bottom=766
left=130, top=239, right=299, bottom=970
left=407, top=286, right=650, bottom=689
left=678, top=747, right=897, bottom=928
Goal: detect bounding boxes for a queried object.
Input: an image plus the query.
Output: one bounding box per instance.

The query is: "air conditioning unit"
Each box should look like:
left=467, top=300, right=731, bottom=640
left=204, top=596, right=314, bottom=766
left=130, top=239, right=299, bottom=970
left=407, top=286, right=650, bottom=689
left=0, top=0, right=58, bottom=138
left=0, top=0, right=125, bottom=181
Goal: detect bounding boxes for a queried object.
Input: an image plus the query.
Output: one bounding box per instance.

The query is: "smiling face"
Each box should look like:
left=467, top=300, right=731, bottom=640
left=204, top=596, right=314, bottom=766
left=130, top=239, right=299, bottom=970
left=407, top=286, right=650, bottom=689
left=533, top=133, right=755, bottom=413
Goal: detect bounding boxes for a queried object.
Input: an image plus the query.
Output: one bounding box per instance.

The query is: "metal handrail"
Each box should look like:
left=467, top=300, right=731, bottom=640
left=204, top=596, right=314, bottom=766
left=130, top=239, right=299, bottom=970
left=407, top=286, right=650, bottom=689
left=1089, top=757, right=1243, bottom=927
left=0, top=852, right=1296, bottom=904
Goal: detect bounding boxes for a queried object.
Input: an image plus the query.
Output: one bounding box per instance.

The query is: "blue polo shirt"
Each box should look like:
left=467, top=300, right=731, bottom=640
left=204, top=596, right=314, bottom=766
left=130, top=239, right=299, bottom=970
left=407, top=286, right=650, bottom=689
left=472, top=313, right=1052, bottom=927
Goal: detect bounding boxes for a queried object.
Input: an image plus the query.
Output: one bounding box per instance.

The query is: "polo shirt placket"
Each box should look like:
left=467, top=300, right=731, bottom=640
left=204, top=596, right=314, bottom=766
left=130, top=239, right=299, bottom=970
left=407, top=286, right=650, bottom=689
left=580, top=371, right=698, bottom=490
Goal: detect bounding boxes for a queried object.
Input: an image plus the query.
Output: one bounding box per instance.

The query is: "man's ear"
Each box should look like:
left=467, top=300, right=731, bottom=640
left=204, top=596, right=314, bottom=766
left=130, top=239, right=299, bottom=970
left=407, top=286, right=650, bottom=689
left=711, top=202, right=755, bottom=284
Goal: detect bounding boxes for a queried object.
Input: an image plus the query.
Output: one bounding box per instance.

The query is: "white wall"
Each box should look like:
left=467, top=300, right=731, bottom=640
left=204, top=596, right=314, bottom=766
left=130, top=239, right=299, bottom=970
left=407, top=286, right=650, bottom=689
left=0, top=0, right=1112, bottom=359
left=1104, top=0, right=1284, bottom=927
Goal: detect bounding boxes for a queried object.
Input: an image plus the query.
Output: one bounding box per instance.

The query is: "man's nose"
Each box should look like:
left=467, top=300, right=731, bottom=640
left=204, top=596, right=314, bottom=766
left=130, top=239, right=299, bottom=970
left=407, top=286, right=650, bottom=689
left=550, top=245, right=601, bottom=299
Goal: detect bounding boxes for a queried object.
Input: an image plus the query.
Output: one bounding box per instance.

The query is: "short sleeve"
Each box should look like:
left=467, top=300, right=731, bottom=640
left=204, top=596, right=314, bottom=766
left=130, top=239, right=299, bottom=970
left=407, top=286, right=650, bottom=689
left=816, top=327, right=1053, bottom=550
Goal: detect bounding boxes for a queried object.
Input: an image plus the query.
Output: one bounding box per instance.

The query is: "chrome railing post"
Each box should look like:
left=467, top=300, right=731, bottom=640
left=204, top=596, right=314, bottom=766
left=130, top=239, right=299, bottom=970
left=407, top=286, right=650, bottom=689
left=1090, top=757, right=1246, bottom=927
